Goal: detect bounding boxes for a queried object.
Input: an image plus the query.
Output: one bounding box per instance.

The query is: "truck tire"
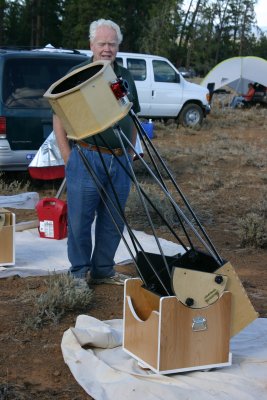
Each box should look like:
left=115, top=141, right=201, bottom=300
left=179, top=104, right=203, bottom=127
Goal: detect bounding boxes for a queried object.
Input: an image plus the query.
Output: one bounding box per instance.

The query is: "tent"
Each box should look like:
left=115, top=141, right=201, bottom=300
left=200, top=56, right=267, bottom=94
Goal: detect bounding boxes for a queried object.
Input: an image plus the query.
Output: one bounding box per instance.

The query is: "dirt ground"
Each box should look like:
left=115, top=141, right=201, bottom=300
left=0, top=107, right=266, bottom=399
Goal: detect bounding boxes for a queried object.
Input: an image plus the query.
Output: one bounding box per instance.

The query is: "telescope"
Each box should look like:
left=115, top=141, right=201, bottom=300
left=44, top=61, right=258, bottom=374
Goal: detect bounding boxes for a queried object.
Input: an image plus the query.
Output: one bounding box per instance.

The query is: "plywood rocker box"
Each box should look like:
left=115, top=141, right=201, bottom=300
left=44, top=60, right=258, bottom=375
left=123, top=257, right=258, bottom=374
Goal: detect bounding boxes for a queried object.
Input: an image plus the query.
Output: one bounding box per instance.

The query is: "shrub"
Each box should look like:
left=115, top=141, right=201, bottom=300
left=238, top=212, right=266, bottom=248
left=22, top=274, right=93, bottom=329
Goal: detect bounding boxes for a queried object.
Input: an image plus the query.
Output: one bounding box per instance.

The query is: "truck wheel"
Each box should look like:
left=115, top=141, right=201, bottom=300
left=179, top=104, right=203, bottom=127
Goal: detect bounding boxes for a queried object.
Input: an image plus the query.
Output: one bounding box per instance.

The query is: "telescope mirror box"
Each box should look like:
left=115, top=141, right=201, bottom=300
left=44, top=60, right=132, bottom=140
left=0, top=208, right=15, bottom=266
left=123, top=257, right=258, bottom=374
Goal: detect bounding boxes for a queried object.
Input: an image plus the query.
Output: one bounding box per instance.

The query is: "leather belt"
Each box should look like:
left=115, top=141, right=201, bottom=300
left=77, top=141, right=124, bottom=156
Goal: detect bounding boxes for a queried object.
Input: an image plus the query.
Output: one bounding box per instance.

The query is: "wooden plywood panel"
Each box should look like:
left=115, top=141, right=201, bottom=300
left=172, top=267, right=228, bottom=308
left=124, top=278, right=160, bottom=320
left=217, top=262, right=258, bottom=337
left=123, top=279, right=160, bottom=368
left=159, top=293, right=231, bottom=371
left=0, top=210, right=15, bottom=266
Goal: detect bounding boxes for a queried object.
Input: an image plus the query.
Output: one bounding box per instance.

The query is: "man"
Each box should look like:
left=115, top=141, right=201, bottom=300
left=53, top=19, right=140, bottom=286
left=230, top=83, right=255, bottom=108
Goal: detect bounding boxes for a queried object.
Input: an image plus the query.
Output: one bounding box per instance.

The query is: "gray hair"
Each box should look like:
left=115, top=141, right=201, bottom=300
left=89, top=19, right=123, bottom=44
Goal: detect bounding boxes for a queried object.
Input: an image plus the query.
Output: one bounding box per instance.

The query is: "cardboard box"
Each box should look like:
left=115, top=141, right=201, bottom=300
left=0, top=208, right=15, bottom=266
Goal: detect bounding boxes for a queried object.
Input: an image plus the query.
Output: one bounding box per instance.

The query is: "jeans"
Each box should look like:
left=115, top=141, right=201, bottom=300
left=230, top=96, right=245, bottom=108
left=66, top=146, right=132, bottom=279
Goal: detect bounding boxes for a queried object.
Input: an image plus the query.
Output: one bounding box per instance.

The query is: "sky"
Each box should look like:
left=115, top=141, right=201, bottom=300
left=254, top=0, right=267, bottom=28
left=182, top=0, right=267, bottom=28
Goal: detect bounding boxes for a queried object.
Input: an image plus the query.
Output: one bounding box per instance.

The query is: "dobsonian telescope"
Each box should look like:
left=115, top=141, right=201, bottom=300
left=44, top=60, right=258, bottom=374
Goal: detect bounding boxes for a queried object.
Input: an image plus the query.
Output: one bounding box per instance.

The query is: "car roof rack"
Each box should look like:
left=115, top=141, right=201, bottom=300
left=0, top=44, right=84, bottom=55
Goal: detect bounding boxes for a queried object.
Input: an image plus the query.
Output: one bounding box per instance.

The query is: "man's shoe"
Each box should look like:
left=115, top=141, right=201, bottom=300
left=88, top=272, right=131, bottom=286
left=72, top=277, right=90, bottom=290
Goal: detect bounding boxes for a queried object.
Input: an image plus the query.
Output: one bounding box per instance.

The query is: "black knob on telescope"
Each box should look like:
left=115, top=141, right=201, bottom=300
left=185, top=297, right=194, bottom=307
left=215, top=275, right=223, bottom=284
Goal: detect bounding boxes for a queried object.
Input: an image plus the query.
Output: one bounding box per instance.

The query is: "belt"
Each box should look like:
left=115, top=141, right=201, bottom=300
left=77, top=141, right=124, bottom=156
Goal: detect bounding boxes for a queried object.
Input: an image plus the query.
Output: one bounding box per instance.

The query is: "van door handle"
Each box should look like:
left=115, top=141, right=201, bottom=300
left=152, top=90, right=154, bottom=97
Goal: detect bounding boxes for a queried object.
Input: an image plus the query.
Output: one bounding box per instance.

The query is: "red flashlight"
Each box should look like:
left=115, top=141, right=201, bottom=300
left=110, top=78, right=129, bottom=99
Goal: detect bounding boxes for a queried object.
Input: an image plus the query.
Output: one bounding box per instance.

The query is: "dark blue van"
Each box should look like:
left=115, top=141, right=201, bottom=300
left=0, top=49, right=88, bottom=171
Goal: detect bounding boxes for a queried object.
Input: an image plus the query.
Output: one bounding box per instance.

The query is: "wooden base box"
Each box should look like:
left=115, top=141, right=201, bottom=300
left=0, top=208, right=15, bottom=266
left=123, top=278, right=232, bottom=374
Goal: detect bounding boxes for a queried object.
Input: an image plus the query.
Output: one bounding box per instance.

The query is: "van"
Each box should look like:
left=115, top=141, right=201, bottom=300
left=80, top=50, right=210, bottom=127
left=0, top=49, right=88, bottom=171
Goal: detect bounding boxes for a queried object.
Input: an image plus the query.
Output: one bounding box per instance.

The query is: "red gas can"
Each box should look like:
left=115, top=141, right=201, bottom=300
left=36, top=198, right=67, bottom=240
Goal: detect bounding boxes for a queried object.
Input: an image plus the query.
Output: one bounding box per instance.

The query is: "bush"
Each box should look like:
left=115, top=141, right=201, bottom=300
left=238, top=212, right=266, bottom=248
left=22, top=274, right=93, bottom=329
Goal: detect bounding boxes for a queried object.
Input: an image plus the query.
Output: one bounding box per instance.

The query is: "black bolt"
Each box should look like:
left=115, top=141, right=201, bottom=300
left=185, top=297, right=194, bottom=306
left=215, top=275, right=223, bottom=284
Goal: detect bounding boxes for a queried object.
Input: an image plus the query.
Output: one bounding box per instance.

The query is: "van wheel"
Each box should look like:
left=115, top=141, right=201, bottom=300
left=179, top=104, right=203, bottom=127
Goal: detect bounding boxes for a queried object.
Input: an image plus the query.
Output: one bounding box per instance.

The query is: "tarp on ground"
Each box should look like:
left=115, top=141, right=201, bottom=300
left=200, top=56, right=267, bottom=94
left=61, top=316, right=267, bottom=400
left=0, top=226, right=184, bottom=278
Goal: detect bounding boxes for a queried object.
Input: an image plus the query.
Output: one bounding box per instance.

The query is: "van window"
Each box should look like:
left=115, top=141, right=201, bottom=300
left=126, top=58, right=146, bottom=81
left=3, top=58, right=80, bottom=109
left=153, top=60, right=178, bottom=83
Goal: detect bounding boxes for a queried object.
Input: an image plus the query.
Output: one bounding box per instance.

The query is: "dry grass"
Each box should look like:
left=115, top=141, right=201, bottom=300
left=130, top=103, right=267, bottom=247
left=0, top=171, right=30, bottom=194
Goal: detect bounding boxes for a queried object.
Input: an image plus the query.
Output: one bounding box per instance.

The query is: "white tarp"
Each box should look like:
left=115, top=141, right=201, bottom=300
left=0, top=227, right=184, bottom=278
left=61, top=316, right=267, bottom=400
left=0, top=192, right=39, bottom=209
left=201, top=56, right=267, bottom=93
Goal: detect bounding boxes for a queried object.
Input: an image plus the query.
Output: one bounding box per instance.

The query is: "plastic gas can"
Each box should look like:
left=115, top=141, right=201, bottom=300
left=36, top=198, right=67, bottom=239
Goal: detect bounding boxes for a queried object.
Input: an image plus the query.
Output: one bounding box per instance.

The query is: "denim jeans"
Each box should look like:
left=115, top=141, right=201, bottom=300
left=66, top=146, right=132, bottom=279
left=230, top=96, right=245, bottom=108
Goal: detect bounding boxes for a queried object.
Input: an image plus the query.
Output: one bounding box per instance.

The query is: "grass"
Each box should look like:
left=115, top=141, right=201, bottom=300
left=0, top=382, right=29, bottom=400
left=126, top=182, right=180, bottom=229
left=0, top=171, right=30, bottom=194
left=130, top=104, right=267, bottom=249
left=21, top=273, right=93, bottom=329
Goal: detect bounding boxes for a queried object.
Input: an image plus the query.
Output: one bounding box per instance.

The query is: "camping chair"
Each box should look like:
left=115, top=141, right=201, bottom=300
left=241, top=83, right=266, bottom=108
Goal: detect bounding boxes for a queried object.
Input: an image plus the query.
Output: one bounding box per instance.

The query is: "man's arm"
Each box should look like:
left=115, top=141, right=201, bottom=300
left=53, top=114, right=71, bottom=165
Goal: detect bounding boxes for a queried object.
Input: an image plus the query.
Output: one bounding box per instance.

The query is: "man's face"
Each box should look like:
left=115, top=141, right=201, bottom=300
left=90, top=26, right=119, bottom=64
